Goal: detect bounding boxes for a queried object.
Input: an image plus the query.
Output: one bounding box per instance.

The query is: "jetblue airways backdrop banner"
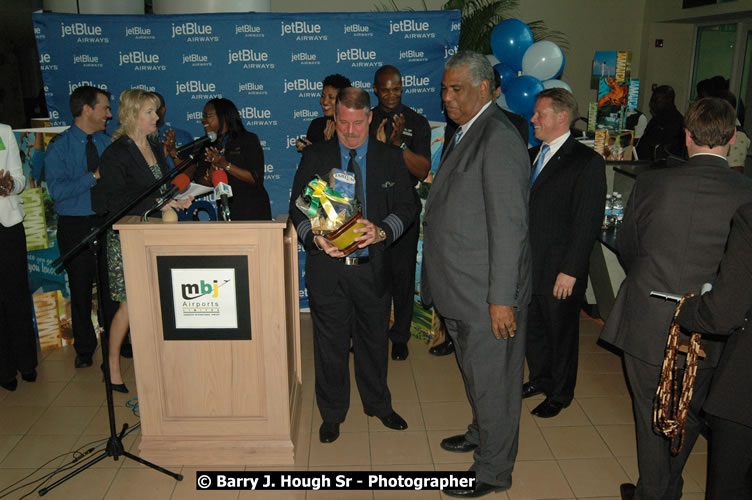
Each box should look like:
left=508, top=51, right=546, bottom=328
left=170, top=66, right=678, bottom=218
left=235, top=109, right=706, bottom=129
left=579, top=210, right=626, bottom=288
left=32, top=11, right=460, bottom=309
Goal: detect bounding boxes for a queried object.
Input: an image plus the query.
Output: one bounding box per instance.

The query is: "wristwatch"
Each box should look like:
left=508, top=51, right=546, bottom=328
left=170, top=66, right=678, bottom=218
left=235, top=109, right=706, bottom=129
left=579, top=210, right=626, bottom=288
left=399, top=142, right=407, bottom=151
left=224, top=162, right=231, bottom=172
left=377, top=227, right=387, bottom=242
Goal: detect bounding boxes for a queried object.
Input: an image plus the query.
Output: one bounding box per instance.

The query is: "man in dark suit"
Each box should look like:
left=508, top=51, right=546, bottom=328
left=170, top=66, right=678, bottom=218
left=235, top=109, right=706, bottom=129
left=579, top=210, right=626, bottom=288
left=422, top=51, right=531, bottom=498
left=289, top=87, right=418, bottom=444
left=677, top=202, right=752, bottom=500
left=522, top=88, right=606, bottom=418
left=369, top=64, right=431, bottom=361
left=600, top=97, right=752, bottom=500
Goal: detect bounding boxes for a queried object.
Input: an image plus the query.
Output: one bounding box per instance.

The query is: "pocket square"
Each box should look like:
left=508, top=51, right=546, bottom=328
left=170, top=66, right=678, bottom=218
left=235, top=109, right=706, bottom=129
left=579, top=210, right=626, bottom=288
left=381, top=181, right=395, bottom=188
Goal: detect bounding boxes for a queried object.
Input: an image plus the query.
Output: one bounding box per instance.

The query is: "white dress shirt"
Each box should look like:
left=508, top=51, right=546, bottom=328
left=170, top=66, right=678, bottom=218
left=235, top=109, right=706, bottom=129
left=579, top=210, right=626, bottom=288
left=0, top=124, right=26, bottom=227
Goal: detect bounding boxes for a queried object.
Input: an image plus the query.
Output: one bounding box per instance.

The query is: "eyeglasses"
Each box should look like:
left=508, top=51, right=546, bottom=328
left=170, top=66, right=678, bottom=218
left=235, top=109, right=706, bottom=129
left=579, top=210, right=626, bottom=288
left=202, top=112, right=216, bottom=118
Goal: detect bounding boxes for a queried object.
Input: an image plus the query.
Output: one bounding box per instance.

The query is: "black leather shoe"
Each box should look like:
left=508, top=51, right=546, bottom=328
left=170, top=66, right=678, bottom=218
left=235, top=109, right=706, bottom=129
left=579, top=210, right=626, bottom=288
left=443, top=481, right=509, bottom=497
left=429, top=338, right=454, bottom=356
left=531, top=398, right=567, bottom=418
left=391, top=342, right=409, bottom=360
left=619, top=483, right=636, bottom=500
left=319, top=422, right=340, bottom=443
left=440, top=434, right=477, bottom=453
left=21, top=369, right=37, bottom=382
left=1, top=378, right=18, bottom=392
left=368, top=411, right=408, bottom=430
left=522, top=382, right=544, bottom=399
left=74, top=354, right=93, bottom=368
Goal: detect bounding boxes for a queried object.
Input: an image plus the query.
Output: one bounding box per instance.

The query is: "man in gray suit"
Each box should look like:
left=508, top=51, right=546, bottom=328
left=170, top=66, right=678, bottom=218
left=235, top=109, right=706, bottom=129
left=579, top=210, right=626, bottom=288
left=600, top=97, right=752, bottom=500
left=422, top=51, right=531, bottom=498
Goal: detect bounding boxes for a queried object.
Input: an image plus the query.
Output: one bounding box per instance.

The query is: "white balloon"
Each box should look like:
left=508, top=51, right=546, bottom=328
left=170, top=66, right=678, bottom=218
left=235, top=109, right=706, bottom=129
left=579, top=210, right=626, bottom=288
left=522, top=41, right=564, bottom=81
left=542, top=79, right=572, bottom=93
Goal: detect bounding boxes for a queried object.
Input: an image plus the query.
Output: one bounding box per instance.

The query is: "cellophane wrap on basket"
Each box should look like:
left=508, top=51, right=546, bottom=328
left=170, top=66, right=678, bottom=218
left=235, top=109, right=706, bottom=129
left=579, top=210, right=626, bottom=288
left=295, top=169, right=359, bottom=234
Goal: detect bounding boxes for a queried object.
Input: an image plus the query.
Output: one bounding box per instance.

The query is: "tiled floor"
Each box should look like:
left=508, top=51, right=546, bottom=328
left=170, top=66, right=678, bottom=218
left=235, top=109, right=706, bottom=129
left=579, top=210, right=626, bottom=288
left=0, top=313, right=708, bottom=499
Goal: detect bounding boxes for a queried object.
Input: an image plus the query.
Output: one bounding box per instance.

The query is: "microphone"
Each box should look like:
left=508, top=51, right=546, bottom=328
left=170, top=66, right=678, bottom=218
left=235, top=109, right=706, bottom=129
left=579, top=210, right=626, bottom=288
left=212, top=170, right=233, bottom=221
left=142, top=173, right=191, bottom=220
left=176, top=131, right=217, bottom=159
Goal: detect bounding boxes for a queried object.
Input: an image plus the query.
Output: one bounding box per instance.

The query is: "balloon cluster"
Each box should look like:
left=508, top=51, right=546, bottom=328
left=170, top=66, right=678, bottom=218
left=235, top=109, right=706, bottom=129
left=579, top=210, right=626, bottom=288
left=490, top=19, right=569, bottom=146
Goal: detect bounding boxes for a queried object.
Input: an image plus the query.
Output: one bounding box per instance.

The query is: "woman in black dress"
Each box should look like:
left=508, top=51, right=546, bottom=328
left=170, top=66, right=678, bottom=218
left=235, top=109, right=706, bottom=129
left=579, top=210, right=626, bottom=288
left=97, top=89, right=191, bottom=392
left=295, top=74, right=350, bottom=151
left=198, top=98, right=271, bottom=220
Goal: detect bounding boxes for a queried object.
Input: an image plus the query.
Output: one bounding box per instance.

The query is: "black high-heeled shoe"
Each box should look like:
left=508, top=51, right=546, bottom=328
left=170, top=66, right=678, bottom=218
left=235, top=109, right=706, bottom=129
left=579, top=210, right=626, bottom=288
left=101, top=364, right=129, bottom=393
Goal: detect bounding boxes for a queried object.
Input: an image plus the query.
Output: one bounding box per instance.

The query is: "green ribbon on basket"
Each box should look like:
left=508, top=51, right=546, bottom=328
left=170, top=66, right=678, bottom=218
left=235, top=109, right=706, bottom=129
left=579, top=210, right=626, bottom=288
left=302, top=178, right=352, bottom=222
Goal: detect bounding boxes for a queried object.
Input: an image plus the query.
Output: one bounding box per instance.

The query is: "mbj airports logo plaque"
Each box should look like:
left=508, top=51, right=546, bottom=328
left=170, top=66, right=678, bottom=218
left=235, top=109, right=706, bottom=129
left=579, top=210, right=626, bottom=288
left=157, top=256, right=251, bottom=341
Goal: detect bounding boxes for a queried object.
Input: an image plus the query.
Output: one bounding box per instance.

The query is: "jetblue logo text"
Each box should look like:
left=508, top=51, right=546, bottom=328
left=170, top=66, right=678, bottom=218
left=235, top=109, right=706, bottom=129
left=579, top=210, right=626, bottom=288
left=227, top=49, right=274, bottom=69
left=337, top=48, right=381, bottom=67
left=171, top=22, right=218, bottom=42
left=344, top=24, right=372, bottom=36
left=119, top=51, right=165, bottom=71
left=235, top=24, right=263, bottom=37
left=281, top=21, right=327, bottom=40
left=389, top=19, right=434, bottom=38
left=125, top=26, right=154, bottom=38
left=60, top=22, right=108, bottom=42
left=284, top=79, right=322, bottom=95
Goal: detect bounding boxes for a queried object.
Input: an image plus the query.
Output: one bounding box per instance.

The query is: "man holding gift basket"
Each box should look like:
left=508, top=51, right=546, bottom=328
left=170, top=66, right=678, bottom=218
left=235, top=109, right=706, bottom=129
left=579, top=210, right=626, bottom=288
left=289, top=87, right=419, bottom=444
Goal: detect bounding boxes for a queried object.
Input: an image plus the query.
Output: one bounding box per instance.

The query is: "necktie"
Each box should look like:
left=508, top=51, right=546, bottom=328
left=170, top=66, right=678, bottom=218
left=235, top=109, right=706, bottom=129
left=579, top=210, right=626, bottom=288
left=348, top=149, right=365, bottom=213
left=530, top=143, right=550, bottom=186
left=86, top=135, right=99, bottom=173
left=441, top=126, right=463, bottom=162
left=454, top=126, right=464, bottom=145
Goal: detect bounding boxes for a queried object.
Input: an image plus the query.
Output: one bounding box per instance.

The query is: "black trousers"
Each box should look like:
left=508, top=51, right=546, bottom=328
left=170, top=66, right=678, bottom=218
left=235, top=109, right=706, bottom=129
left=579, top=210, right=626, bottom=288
left=525, top=292, right=582, bottom=405
left=308, top=263, right=392, bottom=423
left=56, top=215, right=117, bottom=357
left=387, top=217, right=419, bottom=344
left=706, top=414, right=752, bottom=500
left=0, top=222, right=38, bottom=383
left=624, top=354, right=713, bottom=500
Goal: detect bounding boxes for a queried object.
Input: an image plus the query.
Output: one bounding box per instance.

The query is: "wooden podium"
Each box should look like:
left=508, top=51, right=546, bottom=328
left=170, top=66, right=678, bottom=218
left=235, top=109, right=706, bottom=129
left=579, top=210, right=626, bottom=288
left=114, top=215, right=302, bottom=466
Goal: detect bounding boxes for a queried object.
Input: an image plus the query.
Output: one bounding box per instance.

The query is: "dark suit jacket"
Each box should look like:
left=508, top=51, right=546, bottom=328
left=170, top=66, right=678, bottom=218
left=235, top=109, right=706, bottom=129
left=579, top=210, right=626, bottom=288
left=94, top=135, right=169, bottom=218
left=677, top=202, right=752, bottom=427
left=600, top=154, right=752, bottom=367
left=196, top=131, right=271, bottom=220
left=443, top=107, right=529, bottom=154
left=289, top=138, right=418, bottom=296
left=529, top=135, right=606, bottom=296
left=422, top=103, right=531, bottom=319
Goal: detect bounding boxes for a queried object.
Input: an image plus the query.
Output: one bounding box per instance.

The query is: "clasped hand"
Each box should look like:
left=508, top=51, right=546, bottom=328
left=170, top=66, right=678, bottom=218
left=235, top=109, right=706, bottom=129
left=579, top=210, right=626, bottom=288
left=313, top=218, right=383, bottom=258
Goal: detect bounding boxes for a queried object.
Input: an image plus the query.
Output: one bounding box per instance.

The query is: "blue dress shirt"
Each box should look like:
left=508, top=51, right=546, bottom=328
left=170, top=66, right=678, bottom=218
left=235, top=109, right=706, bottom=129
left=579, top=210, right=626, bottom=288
left=45, top=125, right=109, bottom=216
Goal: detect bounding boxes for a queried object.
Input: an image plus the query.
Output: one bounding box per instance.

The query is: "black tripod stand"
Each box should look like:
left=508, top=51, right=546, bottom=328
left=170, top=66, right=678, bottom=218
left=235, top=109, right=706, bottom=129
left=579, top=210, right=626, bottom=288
left=39, top=233, right=183, bottom=495
left=38, top=152, right=203, bottom=495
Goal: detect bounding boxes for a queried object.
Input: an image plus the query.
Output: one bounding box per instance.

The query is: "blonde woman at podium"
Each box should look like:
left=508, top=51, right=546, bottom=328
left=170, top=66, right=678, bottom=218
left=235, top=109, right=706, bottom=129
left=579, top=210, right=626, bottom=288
left=95, top=89, right=191, bottom=392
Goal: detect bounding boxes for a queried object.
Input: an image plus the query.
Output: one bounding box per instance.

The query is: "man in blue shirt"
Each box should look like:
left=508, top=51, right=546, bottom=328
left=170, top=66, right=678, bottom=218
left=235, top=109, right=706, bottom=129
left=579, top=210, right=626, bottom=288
left=46, top=86, right=115, bottom=369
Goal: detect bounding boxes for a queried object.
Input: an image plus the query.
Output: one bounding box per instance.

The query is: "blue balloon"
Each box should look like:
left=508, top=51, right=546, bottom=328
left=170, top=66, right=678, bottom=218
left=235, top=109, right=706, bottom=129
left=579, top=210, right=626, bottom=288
left=490, top=19, right=534, bottom=72
left=505, top=75, right=544, bottom=119
left=554, top=51, right=565, bottom=79
left=493, top=62, right=517, bottom=93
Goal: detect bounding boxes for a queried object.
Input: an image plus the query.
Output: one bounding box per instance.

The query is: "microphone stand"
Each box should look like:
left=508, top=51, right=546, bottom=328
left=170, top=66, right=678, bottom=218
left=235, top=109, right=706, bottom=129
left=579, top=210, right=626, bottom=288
left=40, top=154, right=200, bottom=495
